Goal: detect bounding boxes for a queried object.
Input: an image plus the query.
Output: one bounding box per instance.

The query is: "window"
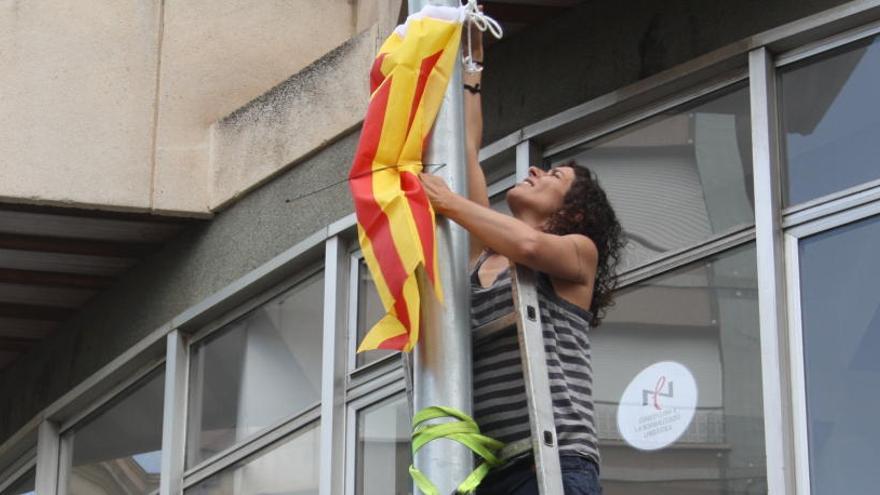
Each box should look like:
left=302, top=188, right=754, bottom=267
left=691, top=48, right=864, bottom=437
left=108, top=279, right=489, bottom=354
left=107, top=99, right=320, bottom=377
left=594, top=244, right=765, bottom=493
left=351, top=258, right=396, bottom=369
left=552, top=85, right=754, bottom=271
left=354, top=395, right=411, bottom=495
left=185, top=424, right=320, bottom=495
left=485, top=155, right=516, bottom=217
left=795, top=213, right=880, bottom=493
left=780, top=34, right=880, bottom=206
left=186, top=271, right=324, bottom=467
left=0, top=468, right=34, bottom=495
left=63, top=367, right=165, bottom=495
left=488, top=175, right=515, bottom=216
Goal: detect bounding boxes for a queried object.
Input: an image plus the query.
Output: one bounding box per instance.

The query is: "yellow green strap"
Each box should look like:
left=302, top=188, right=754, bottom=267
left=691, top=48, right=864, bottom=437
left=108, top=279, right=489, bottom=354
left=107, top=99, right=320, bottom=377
left=409, top=406, right=505, bottom=495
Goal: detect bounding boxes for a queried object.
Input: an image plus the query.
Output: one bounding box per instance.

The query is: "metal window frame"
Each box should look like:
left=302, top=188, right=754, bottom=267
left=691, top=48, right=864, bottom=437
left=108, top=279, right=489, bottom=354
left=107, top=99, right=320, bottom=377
left=182, top=406, right=322, bottom=490
left=782, top=234, right=812, bottom=495
left=0, top=452, right=35, bottom=495
left=343, top=381, right=407, bottom=495
left=783, top=178, right=880, bottom=227
left=55, top=361, right=166, bottom=495
left=774, top=16, right=880, bottom=66
left=616, top=226, right=756, bottom=290
left=169, top=229, right=349, bottom=493
left=179, top=262, right=326, bottom=473
left=186, top=263, right=326, bottom=347
left=159, top=330, right=188, bottom=495
left=487, top=174, right=516, bottom=199
left=34, top=421, right=60, bottom=495
left=346, top=251, right=364, bottom=374
left=782, top=200, right=880, bottom=495
left=776, top=28, right=880, bottom=493
left=749, top=46, right=798, bottom=495
left=773, top=21, right=880, bottom=214
left=320, top=236, right=351, bottom=495
left=58, top=358, right=166, bottom=435
left=175, top=231, right=342, bottom=492
left=543, top=70, right=750, bottom=159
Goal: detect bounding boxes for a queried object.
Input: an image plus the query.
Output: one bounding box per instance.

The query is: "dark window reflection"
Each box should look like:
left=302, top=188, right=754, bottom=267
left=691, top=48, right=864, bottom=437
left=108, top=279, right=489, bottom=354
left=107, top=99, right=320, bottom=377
left=594, top=244, right=765, bottom=494
left=780, top=35, right=880, bottom=205
left=187, top=272, right=324, bottom=467
left=553, top=85, right=754, bottom=271
left=68, top=368, right=164, bottom=495
left=799, top=214, right=880, bottom=494
left=0, top=468, right=35, bottom=495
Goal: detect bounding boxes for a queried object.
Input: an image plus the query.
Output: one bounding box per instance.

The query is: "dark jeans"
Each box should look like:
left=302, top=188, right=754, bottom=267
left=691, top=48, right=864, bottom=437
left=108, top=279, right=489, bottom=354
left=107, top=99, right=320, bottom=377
left=475, top=455, right=603, bottom=495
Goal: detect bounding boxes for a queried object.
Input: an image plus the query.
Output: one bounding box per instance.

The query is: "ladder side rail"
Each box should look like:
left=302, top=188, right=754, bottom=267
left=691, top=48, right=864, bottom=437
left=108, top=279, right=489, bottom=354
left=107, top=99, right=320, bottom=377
left=510, top=263, right=564, bottom=495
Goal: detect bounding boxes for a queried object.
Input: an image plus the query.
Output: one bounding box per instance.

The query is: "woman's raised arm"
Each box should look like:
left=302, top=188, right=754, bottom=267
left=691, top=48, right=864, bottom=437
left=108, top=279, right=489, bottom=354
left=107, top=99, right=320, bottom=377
left=462, top=18, right=489, bottom=262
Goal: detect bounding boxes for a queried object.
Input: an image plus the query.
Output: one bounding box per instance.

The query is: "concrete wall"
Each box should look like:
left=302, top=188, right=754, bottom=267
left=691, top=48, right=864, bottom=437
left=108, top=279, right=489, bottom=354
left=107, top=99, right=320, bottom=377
left=0, top=0, right=856, bottom=446
left=0, top=0, right=359, bottom=216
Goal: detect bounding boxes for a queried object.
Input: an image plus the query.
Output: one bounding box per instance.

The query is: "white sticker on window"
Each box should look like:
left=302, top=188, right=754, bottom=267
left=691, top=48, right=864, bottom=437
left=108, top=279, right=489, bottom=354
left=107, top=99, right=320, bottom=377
left=616, top=361, right=698, bottom=451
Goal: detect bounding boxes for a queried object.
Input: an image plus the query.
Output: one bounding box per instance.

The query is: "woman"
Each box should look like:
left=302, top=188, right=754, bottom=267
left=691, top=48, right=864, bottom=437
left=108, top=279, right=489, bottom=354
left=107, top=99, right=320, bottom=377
left=418, top=17, right=624, bottom=495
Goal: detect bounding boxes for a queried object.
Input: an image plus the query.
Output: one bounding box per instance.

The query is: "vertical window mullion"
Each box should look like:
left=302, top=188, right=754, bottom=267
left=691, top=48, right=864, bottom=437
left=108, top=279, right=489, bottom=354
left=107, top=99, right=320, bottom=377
left=515, top=139, right=541, bottom=180
left=320, top=236, right=350, bottom=495
left=782, top=230, right=813, bottom=495
left=159, top=330, right=188, bottom=495
left=749, top=46, right=797, bottom=495
left=35, top=420, right=61, bottom=495
left=346, top=253, right=360, bottom=374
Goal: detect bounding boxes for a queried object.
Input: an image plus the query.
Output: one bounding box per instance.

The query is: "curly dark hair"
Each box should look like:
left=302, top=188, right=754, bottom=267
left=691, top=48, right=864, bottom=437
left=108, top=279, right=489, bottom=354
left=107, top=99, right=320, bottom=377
left=542, top=161, right=625, bottom=327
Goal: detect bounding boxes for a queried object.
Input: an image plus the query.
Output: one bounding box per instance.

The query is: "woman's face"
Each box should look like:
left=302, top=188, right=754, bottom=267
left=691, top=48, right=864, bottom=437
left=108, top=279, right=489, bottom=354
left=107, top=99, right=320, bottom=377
left=506, top=166, right=576, bottom=222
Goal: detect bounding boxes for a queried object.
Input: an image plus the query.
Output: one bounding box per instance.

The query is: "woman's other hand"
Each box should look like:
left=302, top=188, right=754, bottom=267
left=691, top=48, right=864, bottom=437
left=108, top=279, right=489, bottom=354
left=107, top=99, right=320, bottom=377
left=419, top=173, right=457, bottom=216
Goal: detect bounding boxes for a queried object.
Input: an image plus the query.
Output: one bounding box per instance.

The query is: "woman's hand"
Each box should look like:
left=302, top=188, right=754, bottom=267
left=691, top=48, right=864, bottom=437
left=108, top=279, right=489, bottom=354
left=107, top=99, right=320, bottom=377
left=419, top=173, right=458, bottom=216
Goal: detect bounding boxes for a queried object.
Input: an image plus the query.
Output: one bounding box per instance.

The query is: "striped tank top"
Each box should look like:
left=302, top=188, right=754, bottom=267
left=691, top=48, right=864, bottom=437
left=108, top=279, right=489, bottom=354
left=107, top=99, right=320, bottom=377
left=471, top=251, right=601, bottom=468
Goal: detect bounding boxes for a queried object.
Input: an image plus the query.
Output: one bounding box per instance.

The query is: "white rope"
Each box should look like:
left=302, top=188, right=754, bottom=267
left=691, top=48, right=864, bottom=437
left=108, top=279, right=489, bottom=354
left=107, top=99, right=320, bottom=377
left=464, top=0, right=503, bottom=39
left=462, top=0, right=503, bottom=73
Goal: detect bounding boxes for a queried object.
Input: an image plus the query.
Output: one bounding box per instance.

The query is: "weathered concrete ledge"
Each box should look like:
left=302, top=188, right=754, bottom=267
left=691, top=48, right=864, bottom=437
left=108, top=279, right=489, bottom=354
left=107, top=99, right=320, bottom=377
left=210, top=25, right=377, bottom=211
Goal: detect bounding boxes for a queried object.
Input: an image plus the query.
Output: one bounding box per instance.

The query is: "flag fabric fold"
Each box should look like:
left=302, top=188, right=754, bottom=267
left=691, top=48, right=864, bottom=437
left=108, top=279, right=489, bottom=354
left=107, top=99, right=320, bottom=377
left=349, top=5, right=464, bottom=353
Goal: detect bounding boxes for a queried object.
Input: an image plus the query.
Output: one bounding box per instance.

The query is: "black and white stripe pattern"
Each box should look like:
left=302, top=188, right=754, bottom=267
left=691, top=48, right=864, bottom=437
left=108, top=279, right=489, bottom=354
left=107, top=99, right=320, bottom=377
left=471, top=252, right=601, bottom=468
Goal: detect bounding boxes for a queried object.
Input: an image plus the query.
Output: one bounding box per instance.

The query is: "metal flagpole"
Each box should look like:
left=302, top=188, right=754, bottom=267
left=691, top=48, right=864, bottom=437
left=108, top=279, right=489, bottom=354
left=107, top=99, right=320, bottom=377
left=408, top=0, right=473, bottom=493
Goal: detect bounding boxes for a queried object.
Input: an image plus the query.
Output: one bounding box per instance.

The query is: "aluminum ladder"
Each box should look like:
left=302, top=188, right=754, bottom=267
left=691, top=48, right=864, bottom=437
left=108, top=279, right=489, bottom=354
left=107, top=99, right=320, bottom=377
left=405, top=261, right=564, bottom=494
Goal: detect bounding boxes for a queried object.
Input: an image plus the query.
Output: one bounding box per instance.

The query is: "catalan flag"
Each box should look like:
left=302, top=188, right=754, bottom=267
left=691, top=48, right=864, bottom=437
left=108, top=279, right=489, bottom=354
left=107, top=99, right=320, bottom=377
left=349, top=6, right=464, bottom=353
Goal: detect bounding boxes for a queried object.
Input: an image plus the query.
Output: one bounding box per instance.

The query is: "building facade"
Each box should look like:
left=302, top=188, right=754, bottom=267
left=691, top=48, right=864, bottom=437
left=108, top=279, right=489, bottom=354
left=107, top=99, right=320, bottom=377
left=1, top=0, right=879, bottom=494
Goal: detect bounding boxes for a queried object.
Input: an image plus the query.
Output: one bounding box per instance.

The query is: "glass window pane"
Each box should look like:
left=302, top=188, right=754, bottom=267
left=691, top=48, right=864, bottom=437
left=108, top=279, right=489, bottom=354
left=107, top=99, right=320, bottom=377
left=187, top=272, right=324, bottom=467
left=355, top=260, right=396, bottom=368
left=780, top=35, right=880, bottom=206
left=185, top=424, right=319, bottom=495
left=482, top=149, right=516, bottom=186
left=490, top=192, right=512, bottom=216
left=67, top=368, right=164, bottom=495
left=552, top=85, right=753, bottom=271
left=595, top=244, right=765, bottom=494
left=798, top=214, right=880, bottom=494
left=356, top=395, right=412, bottom=495
left=0, top=468, right=35, bottom=495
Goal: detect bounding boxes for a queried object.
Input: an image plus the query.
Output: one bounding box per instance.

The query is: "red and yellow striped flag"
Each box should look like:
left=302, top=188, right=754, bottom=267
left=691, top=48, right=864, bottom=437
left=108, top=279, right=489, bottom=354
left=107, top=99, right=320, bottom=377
left=349, top=6, right=464, bottom=353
